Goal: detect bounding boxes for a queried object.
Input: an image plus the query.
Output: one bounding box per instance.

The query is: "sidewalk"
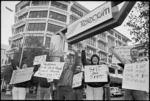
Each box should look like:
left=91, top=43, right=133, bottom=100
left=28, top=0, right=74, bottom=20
left=1, top=92, right=37, bottom=100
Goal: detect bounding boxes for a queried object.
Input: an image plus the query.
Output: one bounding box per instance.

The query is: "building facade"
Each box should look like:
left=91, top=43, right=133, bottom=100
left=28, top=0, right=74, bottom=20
left=1, top=44, right=10, bottom=67
left=8, top=1, right=132, bottom=85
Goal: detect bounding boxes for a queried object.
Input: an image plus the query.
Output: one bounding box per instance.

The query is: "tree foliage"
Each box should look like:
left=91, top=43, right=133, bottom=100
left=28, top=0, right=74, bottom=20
left=125, top=1, right=149, bottom=44
left=13, top=35, right=57, bottom=67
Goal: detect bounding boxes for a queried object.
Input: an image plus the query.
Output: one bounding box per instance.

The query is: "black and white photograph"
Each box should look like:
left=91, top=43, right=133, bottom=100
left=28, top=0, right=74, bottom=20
left=1, top=1, right=149, bottom=100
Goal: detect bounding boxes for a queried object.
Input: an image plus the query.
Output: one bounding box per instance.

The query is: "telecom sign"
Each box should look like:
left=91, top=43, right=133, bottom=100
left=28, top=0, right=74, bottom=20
left=67, top=2, right=113, bottom=39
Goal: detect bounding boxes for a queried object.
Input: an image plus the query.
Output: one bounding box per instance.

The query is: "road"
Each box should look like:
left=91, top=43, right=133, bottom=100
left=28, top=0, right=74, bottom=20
left=1, top=92, right=124, bottom=100
left=1, top=92, right=148, bottom=100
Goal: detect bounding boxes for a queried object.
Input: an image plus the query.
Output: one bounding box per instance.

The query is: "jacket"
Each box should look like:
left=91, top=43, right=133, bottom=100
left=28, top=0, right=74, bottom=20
left=81, top=50, right=110, bottom=87
left=58, top=52, right=78, bottom=87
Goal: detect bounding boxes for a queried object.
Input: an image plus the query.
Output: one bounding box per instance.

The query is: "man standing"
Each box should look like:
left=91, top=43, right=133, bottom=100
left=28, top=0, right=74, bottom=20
left=57, top=46, right=78, bottom=100
left=110, top=46, right=147, bottom=100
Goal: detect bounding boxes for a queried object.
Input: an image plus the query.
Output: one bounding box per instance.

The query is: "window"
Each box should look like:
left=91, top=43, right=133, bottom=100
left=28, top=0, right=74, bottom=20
left=45, top=37, right=51, bottom=48
left=86, top=37, right=96, bottom=46
left=98, top=41, right=106, bottom=51
left=108, top=30, right=114, bottom=35
left=109, top=68, right=115, bottom=74
left=70, top=16, right=78, bottom=24
left=122, top=38, right=127, bottom=43
left=118, top=35, right=121, bottom=40
left=115, top=33, right=118, bottom=37
left=99, top=52, right=107, bottom=62
left=51, top=1, right=68, bottom=11
left=20, top=2, right=30, bottom=10
left=18, top=13, right=28, bottom=21
left=27, top=23, right=46, bottom=31
left=87, top=47, right=96, bottom=55
left=29, top=11, right=48, bottom=18
left=71, top=7, right=83, bottom=17
left=47, top=23, right=63, bottom=33
left=25, top=36, right=44, bottom=47
left=15, top=25, right=25, bottom=34
left=98, top=33, right=106, bottom=41
left=32, top=1, right=49, bottom=6
left=12, top=38, right=23, bottom=48
left=49, top=11, right=67, bottom=22
left=108, top=37, right=114, bottom=52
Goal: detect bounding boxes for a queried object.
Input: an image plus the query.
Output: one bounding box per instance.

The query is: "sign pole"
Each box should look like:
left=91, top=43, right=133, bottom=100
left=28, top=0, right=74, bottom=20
left=19, top=35, right=26, bottom=68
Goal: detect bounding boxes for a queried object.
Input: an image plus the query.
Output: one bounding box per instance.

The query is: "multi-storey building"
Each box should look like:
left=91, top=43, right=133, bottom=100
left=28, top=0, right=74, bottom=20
left=1, top=44, right=10, bottom=67
left=8, top=1, right=132, bottom=86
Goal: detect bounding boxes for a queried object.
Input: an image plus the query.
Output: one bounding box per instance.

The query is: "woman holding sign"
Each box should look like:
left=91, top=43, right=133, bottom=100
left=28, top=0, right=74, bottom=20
left=11, top=61, right=29, bottom=100
left=110, top=46, right=148, bottom=100
left=81, top=43, right=110, bottom=100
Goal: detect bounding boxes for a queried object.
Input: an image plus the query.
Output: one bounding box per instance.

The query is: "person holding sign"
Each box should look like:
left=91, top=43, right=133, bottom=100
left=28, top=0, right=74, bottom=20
left=32, top=64, right=52, bottom=100
left=81, top=42, right=110, bottom=100
left=73, top=64, right=85, bottom=100
left=57, top=45, right=79, bottom=100
left=110, top=46, right=148, bottom=100
left=11, top=61, right=30, bottom=100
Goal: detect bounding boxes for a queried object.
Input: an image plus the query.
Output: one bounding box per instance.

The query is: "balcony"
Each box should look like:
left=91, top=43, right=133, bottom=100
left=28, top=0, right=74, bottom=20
left=15, top=6, right=28, bottom=17
left=48, top=18, right=67, bottom=27
left=50, top=6, right=68, bottom=15
left=29, top=6, right=49, bottom=11
left=26, top=18, right=47, bottom=23
left=12, top=19, right=26, bottom=28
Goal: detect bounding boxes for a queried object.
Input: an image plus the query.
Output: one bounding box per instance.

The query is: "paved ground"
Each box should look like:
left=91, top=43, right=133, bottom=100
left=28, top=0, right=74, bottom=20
left=1, top=92, right=148, bottom=100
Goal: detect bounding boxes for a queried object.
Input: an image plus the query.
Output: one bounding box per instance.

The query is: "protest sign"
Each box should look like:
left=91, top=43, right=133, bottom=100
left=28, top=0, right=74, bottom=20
left=33, top=55, right=47, bottom=65
left=72, top=72, right=83, bottom=88
left=9, top=67, right=34, bottom=84
left=84, top=65, right=108, bottom=82
left=47, top=78, right=53, bottom=82
left=112, top=45, right=134, bottom=63
left=34, top=62, right=65, bottom=79
left=122, top=61, right=149, bottom=92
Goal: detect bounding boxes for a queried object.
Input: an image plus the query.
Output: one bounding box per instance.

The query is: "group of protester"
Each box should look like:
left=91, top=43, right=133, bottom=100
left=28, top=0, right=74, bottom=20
left=9, top=42, right=148, bottom=100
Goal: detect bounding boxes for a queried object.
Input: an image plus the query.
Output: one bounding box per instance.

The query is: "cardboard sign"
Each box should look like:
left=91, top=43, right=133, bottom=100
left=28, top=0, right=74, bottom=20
left=33, top=55, right=47, bottom=65
left=72, top=72, right=83, bottom=88
left=34, top=62, right=65, bottom=79
left=9, top=67, right=34, bottom=84
left=122, top=61, right=149, bottom=92
left=47, top=78, right=53, bottom=82
left=112, top=45, right=134, bottom=63
left=84, top=65, right=108, bottom=82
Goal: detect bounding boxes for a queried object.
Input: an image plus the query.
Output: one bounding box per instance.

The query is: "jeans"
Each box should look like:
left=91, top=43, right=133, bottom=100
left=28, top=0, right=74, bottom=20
left=37, top=87, right=51, bottom=100
left=74, top=88, right=83, bottom=100
left=86, top=85, right=104, bottom=100
left=57, top=86, right=75, bottom=100
left=124, top=89, right=147, bottom=100
left=12, top=86, right=26, bottom=100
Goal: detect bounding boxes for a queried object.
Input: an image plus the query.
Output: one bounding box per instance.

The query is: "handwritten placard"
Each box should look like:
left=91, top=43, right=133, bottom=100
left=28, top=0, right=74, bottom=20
left=33, top=55, right=47, bottom=65
left=84, top=65, right=108, bottom=82
left=34, top=62, right=65, bottom=79
left=9, top=67, right=34, bottom=84
left=122, top=61, right=149, bottom=92
left=72, top=72, right=83, bottom=88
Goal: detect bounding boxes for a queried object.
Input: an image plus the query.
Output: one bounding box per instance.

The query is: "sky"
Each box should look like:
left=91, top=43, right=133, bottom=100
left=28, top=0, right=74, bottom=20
left=1, top=1, right=136, bottom=46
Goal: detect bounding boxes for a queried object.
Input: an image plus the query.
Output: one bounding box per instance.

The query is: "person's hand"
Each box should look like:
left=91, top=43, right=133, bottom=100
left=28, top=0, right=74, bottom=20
left=72, top=45, right=78, bottom=52
left=82, top=42, right=87, bottom=50
left=106, top=71, right=110, bottom=76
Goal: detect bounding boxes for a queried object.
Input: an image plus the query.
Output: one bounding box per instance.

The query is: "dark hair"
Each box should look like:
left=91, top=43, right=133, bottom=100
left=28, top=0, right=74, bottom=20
left=11, top=59, right=19, bottom=70
left=130, top=47, right=139, bottom=53
left=91, top=54, right=100, bottom=65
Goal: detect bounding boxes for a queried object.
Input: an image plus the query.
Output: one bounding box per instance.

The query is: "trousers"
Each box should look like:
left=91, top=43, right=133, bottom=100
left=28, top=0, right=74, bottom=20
left=12, top=86, right=26, bottom=100
left=86, top=85, right=104, bottom=100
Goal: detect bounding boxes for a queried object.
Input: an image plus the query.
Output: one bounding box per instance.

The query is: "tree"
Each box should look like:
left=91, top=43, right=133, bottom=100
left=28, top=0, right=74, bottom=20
left=125, top=1, right=149, bottom=44
left=13, top=35, right=58, bottom=67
